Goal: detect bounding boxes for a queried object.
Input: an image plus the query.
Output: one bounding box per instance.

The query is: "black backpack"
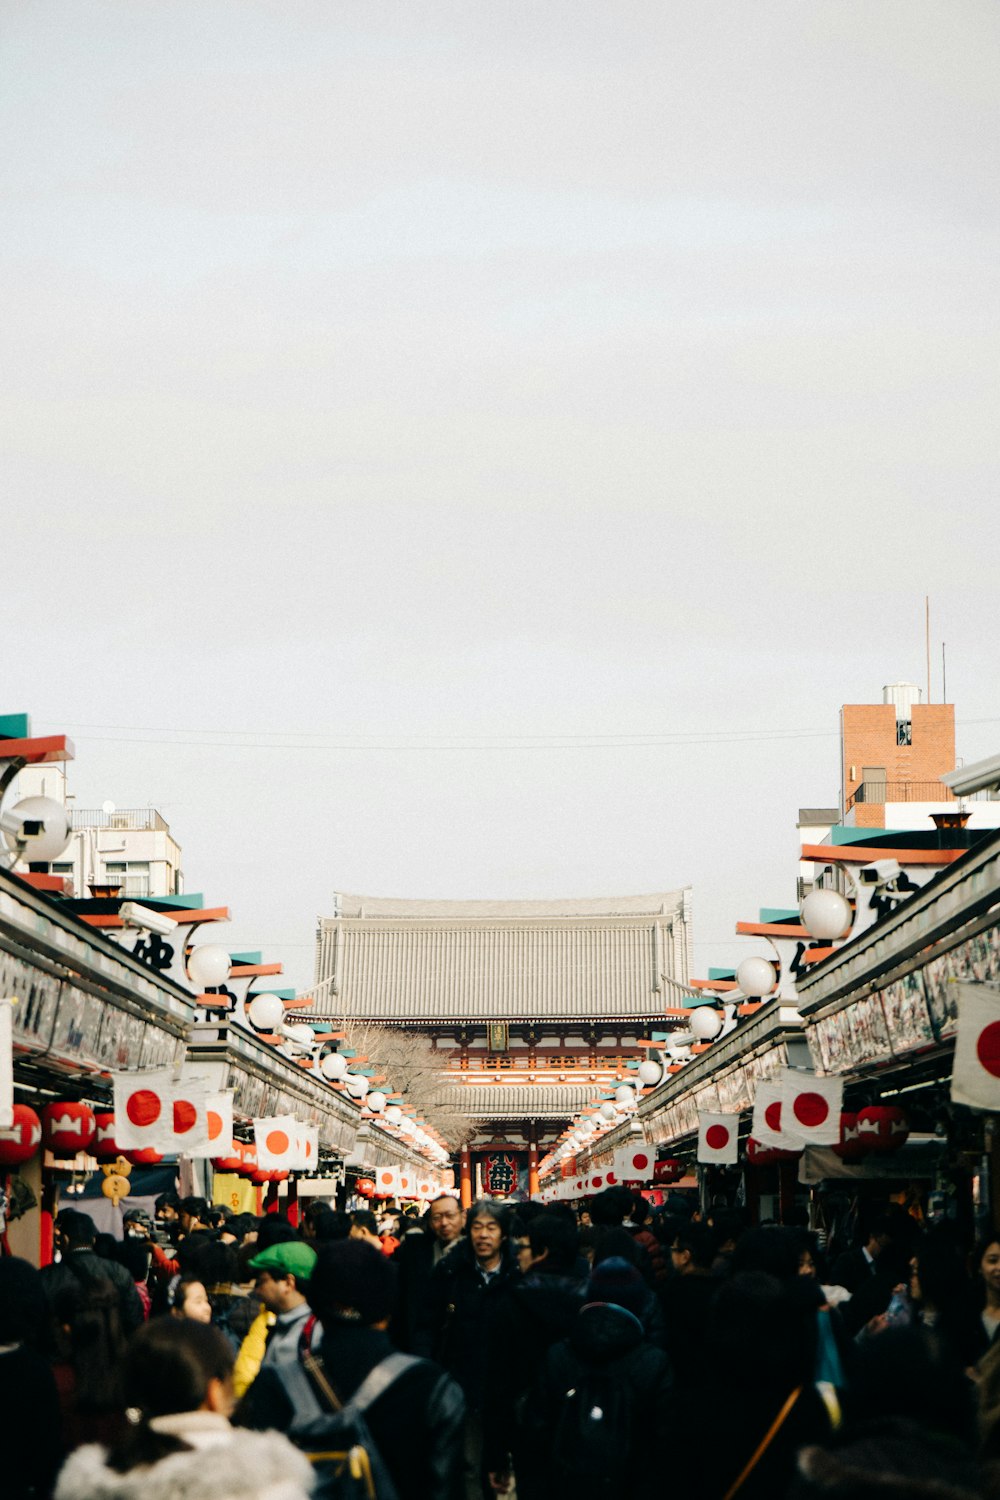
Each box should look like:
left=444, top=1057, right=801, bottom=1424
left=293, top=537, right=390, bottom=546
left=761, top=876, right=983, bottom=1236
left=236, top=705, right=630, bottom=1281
left=277, top=1350, right=419, bottom=1500
left=546, top=1344, right=644, bottom=1498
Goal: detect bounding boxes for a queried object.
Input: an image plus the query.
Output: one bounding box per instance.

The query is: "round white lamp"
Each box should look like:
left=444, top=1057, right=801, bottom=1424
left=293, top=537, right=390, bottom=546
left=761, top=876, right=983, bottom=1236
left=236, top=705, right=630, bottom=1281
left=320, top=1051, right=348, bottom=1081
left=690, top=1006, right=724, bottom=1040
left=188, top=944, right=232, bottom=989
left=600, top=1101, right=618, bottom=1121
left=283, top=1022, right=316, bottom=1050
left=615, top=1084, right=637, bottom=1108
left=736, top=955, right=776, bottom=998
left=367, top=1091, right=387, bottom=1113
left=385, top=1105, right=403, bottom=1124
left=1, top=796, right=72, bottom=863
left=800, top=887, right=852, bottom=941
left=346, top=1073, right=369, bottom=1100
left=638, top=1059, right=663, bottom=1086
left=247, top=992, right=285, bottom=1031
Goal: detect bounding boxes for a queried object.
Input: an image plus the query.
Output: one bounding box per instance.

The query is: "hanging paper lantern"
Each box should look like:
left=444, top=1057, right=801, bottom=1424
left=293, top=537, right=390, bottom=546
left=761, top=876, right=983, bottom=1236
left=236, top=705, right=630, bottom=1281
left=830, top=1112, right=866, bottom=1161
left=355, top=1177, right=375, bottom=1198
left=124, top=1146, right=165, bottom=1166
left=855, top=1105, right=909, bottom=1153
left=0, top=1103, right=42, bottom=1166
left=41, top=1101, right=97, bottom=1155
left=236, top=1140, right=258, bottom=1178
left=91, top=1112, right=121, bottom=1161
left=212, top=1144, right=244, bottom=1173
left=653, top=1158, right=684, bottom=1184
left=746, top=1137, right=800, bottom=1166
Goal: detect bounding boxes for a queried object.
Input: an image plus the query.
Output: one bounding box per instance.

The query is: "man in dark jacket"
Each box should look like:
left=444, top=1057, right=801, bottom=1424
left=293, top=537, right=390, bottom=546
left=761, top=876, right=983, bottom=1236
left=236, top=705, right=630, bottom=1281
left=416, top=1199, right=518, bottom=1499
left=237, top=1239, right=465, bottom=1500
left=393, top=1193, right=466, bottom=1350
left=39, top=1208, right=144, bottom=1333
left=483, top=1210, right=588, bottom=1499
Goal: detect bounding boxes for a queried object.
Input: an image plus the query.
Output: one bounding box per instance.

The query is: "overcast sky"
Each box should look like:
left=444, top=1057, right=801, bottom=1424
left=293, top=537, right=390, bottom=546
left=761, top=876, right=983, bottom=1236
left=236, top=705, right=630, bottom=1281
left=3, top=3, right=998, bottom=992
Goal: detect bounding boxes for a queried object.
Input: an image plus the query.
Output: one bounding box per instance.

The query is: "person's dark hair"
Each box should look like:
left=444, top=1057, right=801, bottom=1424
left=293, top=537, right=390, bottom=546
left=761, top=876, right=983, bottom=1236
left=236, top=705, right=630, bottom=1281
left=312, top=1209, right=351, bottom=1243
left=106, top=1319, right=234, bottom=1473
left=527, top=1212, right=580, bottom=1274
left=707, top=1272, right=816, bottom=1392
left=589, top=1187, right=632, bottom=1228
left=592, top=1226, right=642, bottom=1268
left=846, top=1326, right=975, bottom=1444
left=708, top=1208, right=747, bottom=1250
left=53, top=1275, right=126, bottom=1413
left=790, top=1416, right=984, bottom=1500
left=193, top=1240, right=241, bottom=1288
left=730, top=1226, right=804, bottom=1283
left=253, top=1215, right=300, bottom=1252
left=629, top=1194, right=651, bottom=1226
left=671, top=1222, right=716, bottom=1270
left=94, top=1231, right=120, bottom=1262
left=155, top=1192, right=181, bottom=1215
left=0, top=1256, right=52, bottom=1349
left=56, top=1208, right=97, bottom=1247
left=176, top=1230, right=213, bottom=1276
left=113, top=1237, right=151, bottom=1284
left=203, top=1205, right=230, bottom=1231
left=516, top=1201, right=545, bottom=1225
left=225, top=1212, right=258, bottom=1245
left=178, top=1196, right=209, bottom=1222
left=351, top=1209, right=380, bottom=1237
left=171, top=1276, right=207, bottom=1317
left=308, top=1240, right=397, bottom=1327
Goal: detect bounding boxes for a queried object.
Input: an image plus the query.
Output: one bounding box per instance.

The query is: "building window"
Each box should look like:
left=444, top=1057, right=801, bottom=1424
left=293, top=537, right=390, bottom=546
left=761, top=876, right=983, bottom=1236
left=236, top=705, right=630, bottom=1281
left=105, top=862, right=151, bottom=899
left=897, top=720, right=912, bottom=746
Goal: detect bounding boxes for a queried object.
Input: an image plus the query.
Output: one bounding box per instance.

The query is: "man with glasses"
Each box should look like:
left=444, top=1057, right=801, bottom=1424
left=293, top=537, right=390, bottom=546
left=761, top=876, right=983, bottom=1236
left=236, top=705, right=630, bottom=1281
left=394, top=1193, right=466, bottom=1351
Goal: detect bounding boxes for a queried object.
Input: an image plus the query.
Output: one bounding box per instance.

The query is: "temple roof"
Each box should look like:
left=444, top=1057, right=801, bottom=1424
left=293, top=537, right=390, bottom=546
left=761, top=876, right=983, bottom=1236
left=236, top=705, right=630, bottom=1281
left=433, top=1083, right=598, bottom=1117
left=314, top=889, right=692, bottom=1021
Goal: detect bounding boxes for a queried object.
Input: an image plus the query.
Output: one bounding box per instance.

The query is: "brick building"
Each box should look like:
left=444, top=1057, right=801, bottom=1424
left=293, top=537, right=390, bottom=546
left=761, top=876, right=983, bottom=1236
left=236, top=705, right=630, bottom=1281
left=841, top=682, right=955, bottom=828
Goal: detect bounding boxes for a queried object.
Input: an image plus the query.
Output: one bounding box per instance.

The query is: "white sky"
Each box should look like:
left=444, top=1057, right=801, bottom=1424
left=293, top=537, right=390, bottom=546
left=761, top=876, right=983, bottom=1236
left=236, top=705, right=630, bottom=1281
left=3, top=2, right=998, bottom=991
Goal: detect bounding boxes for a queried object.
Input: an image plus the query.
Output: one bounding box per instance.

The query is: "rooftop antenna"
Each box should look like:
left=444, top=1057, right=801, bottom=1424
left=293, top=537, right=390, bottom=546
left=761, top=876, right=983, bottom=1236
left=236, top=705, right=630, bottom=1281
left=925, top=596, right=931, bottom=704
left=942, top=640, right=947, bottom=704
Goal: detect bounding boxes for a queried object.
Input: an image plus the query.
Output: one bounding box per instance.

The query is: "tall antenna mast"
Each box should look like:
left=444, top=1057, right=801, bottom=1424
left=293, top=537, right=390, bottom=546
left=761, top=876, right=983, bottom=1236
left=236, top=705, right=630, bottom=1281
left=942, top=640, right=947, bottom=704
left=925, top=596, right=931, bottom=703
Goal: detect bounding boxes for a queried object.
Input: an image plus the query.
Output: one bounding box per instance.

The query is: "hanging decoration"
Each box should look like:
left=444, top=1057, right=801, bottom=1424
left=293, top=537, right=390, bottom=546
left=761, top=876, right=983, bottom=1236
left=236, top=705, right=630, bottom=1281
left=41, top=1101, right=97, bottom=1155
left=481, top=1152, right=519, bottom=1196
left=697, top=1112, right=740, bottom=1164
left=0, top=1103, right=42, bottom=1166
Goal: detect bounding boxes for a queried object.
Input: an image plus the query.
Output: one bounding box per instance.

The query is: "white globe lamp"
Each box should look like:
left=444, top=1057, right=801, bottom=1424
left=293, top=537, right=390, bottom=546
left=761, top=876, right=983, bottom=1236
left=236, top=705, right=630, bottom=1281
left=615, top=1084, right=636, bottom=1108
left=368, top=1091, right=387, bottom=1114
left=320, top=1051, right=348, bottom=1081
left=247, top=992, right=285, bottom=1031
left=385, top=1105, right=403, bottom=1124
left=346, top=1073, right=369, bottom=1100
left=188, top=944, right=232, bottom=989
left=600, top=1102, right=617, bottom=1121
left=800, top=887, right=852, bottom=941
left=638, top=1059, right=663, bottom=1086
left=283, top=1023, right=315, bottom=1050
left=1, top=796, right=72, bottom=863
left=736, top=956, right=776, bottom=998
left=690, top=1006, right=723, bottom=1040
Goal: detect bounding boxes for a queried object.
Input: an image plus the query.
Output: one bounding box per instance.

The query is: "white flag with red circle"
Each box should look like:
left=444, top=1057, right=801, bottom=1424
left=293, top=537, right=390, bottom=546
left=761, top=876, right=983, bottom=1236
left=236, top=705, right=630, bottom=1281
left=697, top=1112, right=739, bottom=1164
left=188, top=1091, right=233, bottom=1160
left=951, top=983, right=1000, bottom=1110
left=778, top=1069, right=843, bottom=1146
left=166, top=1073, right=212, bottom=1155
left=374, top=1166, right=399, bottom=1197
left=613, top=1143, right=656, bottom=1181
left=751, top=1080, right=796, bottom=1151
left=114, top=1070, right=175, bottom=1150
left=397, top=1168, right=415, bottom=1198
left=253, top=1115, right=299, bottom=1170
left=292, top=1123, right=319, bottom=1172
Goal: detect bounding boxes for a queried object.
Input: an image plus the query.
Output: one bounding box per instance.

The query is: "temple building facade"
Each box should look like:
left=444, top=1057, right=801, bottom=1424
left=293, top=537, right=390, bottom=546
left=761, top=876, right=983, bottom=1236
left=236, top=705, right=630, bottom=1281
left=314, top=890, right=693, bottom=1197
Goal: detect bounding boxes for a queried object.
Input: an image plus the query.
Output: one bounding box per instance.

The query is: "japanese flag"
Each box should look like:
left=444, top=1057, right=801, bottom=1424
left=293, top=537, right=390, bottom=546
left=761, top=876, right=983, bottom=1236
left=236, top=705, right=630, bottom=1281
left=397, top=1169, right=415, bottom=1198
left=416, top=1175, right=434, bottom=1199
left=253, top=1115, right=299, bottom=1170
left=0, top=996, right=13, bottom=1130
left=751, top=1080, right=797, bottom=1151
left=951, top=983, right=1000, bottom=1110
left=697, top=1113, right=740, bottom=1164
left=114, top=1070, right=175, bottom=1150
left=166, top=1073, right=212, bottom=1156
left=199, top=1092, right=234, bottom=1159
left=292, top=1123, right=319, bottom=1172
left=779, top=1070, right=843, bottom=1146
left=374, top=1166, right=399, bottom=1196
left=613, top=1144, right=656, bottom=1181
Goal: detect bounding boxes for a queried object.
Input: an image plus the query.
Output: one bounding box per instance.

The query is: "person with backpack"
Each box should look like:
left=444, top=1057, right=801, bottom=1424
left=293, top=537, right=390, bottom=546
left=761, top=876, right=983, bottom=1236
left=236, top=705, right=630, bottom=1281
left=41, top=1209, right=144, bottom=1334
left=526, top=1255, right=673, bottom=1499
left=237, top=1240, right=465, bottom=1500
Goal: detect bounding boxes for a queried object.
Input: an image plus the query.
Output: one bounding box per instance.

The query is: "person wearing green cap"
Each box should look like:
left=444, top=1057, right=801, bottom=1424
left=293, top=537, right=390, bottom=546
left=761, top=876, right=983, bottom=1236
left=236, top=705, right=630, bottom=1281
left=248, top=1241, right=319, bottom=1373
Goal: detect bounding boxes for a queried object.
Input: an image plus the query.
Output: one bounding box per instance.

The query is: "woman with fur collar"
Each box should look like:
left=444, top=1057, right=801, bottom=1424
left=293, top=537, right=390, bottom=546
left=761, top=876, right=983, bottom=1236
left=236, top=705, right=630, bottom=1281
left=55, top=1317, right=312, bottom=1500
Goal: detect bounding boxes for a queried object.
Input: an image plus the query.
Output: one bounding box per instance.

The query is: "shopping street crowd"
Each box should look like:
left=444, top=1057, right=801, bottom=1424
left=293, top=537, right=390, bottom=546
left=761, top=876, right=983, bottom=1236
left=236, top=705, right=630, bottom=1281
left=7, top=1187, right=1000, bottom=1499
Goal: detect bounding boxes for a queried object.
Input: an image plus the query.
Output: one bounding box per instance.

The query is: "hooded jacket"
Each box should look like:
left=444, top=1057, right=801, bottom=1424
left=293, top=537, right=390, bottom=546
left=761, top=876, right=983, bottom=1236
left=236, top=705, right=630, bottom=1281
left=54, top=1413, right=312, bottom=1500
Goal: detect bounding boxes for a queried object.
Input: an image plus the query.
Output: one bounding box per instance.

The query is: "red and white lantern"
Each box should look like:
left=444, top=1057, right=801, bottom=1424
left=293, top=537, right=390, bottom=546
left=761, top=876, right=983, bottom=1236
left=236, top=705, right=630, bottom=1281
left=0, top=1103, right=42, bottom=1166
left=41, top=1101, right=97, bottom=1155
left=746, top=1137, right=800, bottom=1165
left=355, top=1177, right=375, bottom=1198
left=855, top=1105, right=909, bottom=1153
left=124, top=1146, right=165, bottom=1166
left=653, top=1158, right=684, bottom=1184
left=92, top=1112, right=121, bottom=1161
left=830, top=1112, right=866, bottom=1161
left=237, top=1140, right=258, bottom=1178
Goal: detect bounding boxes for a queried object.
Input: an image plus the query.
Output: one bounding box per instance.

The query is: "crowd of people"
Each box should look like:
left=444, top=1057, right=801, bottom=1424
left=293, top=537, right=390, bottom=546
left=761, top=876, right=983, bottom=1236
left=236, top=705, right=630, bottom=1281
left=6, top=1185, right=1000, bottom=1498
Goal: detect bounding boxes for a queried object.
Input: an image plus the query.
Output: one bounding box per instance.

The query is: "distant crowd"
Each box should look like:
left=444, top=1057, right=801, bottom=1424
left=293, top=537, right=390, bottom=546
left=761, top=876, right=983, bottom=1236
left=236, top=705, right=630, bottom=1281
left=6, top=1186, right=1000, bottom=1498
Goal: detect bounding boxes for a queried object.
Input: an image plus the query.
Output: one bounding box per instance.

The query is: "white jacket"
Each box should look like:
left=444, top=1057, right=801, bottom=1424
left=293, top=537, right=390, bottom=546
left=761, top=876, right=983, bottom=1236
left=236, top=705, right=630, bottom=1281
left=55, top=1411, right=313, bottom=1500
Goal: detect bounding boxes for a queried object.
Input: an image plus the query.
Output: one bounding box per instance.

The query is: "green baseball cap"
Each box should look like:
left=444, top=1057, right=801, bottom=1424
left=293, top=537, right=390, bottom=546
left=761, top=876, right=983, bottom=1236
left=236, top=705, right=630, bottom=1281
left=249, top=1241, right=317, bottom=1283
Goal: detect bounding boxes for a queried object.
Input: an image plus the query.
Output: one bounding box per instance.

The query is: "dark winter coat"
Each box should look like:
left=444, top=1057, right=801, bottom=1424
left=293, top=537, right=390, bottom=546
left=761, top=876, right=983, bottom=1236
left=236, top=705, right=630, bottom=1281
left=40, top=1249, right=144, bottom=1333
left=414, top=1238, right=518, bottom=1410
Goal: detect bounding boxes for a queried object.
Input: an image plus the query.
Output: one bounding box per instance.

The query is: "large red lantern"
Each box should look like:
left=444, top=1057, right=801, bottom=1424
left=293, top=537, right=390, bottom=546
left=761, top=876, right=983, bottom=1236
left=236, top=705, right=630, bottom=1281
left=653, top=1158, right=684, bottom=1184
left=92, top=1112, right=121, bottom=1161
left=856, top=1105, right=909, bottom=1153
left=746, top=1137, right=800, bottom=1166
left=831, top=1112, right=866, bottom=1161
left=355, top=1177, right=375, bottom=1198
left=212, top=1143, right=244, bottom=1173
left=124, top=1146, right=165, bottom=1166
left=0, top=1104, right=42, bottom=1166
left=41, top=1101, right=97, bottom=1156
left=238, top=1140, right=258, bottom=1178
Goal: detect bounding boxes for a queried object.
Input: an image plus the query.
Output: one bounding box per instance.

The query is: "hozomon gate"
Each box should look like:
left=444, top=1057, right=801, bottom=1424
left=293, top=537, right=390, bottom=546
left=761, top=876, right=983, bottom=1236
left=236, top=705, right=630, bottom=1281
left=314, top=891, right=693, bottom=1201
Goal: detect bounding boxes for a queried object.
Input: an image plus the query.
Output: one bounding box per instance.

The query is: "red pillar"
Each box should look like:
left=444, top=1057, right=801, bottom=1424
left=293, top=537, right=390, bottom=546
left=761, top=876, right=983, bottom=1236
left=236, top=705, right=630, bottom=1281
left=528, top=1137, right=539, bottom=1199
left=460, top=1147, right=473, bottom=1209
